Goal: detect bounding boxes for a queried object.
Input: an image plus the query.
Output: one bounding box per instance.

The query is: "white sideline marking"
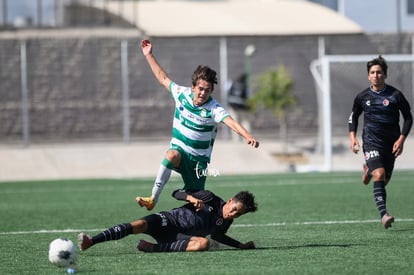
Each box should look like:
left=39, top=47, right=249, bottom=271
left=1, top=218, right=413, bottom=235
left=233, top=218, right=414, bottom=227
left=0, top=228, right=106, bottom=235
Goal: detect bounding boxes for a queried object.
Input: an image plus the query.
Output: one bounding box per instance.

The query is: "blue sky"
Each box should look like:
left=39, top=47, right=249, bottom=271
left=343, top=0, right=399, bottom=32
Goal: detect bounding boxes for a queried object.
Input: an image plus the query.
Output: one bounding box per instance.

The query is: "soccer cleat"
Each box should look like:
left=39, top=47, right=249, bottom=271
left=77, top=232, right=93, bottom=251
left=137, top=239, right=155, bottom=252
left=136, top=196, right=155, bottom=211
left=362, top=164, right=372, bottom=185
left=381, top=214, right=395, bottom=229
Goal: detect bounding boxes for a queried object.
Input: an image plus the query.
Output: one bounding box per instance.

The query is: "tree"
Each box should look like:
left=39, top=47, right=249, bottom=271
left=248, top=65, right=297, bottom=151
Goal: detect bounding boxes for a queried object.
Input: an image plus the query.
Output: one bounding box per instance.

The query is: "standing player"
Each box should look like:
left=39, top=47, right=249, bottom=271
left=136, top=39, right=259, bottom=210
left=78, top=189, right=257, bottom=252
left=348, top=55, right=412, bottom=229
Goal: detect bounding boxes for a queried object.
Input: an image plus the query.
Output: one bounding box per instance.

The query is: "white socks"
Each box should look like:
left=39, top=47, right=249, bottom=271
left=151, top=164, right=172, bottom=203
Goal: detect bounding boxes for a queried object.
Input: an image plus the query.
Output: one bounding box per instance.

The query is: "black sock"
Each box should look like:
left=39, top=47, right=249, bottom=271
left=92, top=223, right=133, bottom=244
left=153, top=239, right=190, bottom=252
left=373, top=181, right=387, bottom=218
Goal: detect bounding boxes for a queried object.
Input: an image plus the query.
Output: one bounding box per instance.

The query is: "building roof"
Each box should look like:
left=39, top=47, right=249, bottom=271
left=100, top=0, right=363, bottom=36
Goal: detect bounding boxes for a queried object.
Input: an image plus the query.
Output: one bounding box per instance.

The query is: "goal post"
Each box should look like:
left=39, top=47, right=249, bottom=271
left=310, top=54, right=414, bottom=172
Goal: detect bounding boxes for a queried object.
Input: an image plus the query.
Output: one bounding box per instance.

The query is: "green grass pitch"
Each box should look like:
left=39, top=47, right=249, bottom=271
left=1, top=171, right=413, bottom=274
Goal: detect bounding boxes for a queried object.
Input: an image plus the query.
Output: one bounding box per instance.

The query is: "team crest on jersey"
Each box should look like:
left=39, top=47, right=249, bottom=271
left=200, top=108, right=207, bottom=117
left=365, top=100, right=371, bottom=106
left=383, top=99, right=389, bottom=106
left=216, top=218, right=223, bottom=226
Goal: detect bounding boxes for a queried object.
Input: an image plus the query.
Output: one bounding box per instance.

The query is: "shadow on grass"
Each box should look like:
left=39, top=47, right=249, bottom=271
left=392, top=227, right=414, bottom=232
left=214, top=243, right=360, bottom=252
left=258, top=243, right=360, bottom=250
left=81, top=243, right=363, bottom=256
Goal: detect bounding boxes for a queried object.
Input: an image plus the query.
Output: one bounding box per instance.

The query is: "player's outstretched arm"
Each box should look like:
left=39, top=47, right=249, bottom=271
left=141, top=39, right=171, bottom=91
left=211, top=232, right=255, bottom=249
left=172, top=189, right=212, bottom=211
left=222, top=116, right=259, bottom=148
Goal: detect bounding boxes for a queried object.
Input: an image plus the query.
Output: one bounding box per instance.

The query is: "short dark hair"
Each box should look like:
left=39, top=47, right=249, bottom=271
left=191, top=65, right=218, bottom=90
left=233, top=191, right=257, bottom=213
left=367, top=55, right=388, bottom=76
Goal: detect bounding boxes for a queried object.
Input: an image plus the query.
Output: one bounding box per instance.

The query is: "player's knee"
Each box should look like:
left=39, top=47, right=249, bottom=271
left=166, top=150, right=181, bottom=166
left=131, top=219, right=147, bottom=234
left=191, top=237, right=210, bottom=251
left=198, top=237, right=210, bottom=251
left=372, top=168, right=386, bottom=181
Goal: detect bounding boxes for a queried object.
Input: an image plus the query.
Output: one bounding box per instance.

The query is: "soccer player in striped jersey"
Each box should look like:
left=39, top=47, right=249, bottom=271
left=78, top=189, right=257, bottom=252
left=136, top=39, right=259, bottom=211
left=348, top=55, right=412, bottom=229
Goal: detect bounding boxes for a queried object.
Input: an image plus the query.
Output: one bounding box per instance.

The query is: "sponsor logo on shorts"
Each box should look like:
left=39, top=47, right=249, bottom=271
left=365, top=150, right=380, bottom=160
left=195, top=162, right=220, bottom=179
left=157, top=213, right=168, bottom=227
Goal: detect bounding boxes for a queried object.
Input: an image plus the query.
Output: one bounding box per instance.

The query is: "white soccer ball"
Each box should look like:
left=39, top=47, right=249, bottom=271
left=48, top=238, right=77, bottom=267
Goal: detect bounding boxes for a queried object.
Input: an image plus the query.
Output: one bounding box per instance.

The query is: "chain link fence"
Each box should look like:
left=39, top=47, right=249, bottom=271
left=0, top=32, right=179, bottom=144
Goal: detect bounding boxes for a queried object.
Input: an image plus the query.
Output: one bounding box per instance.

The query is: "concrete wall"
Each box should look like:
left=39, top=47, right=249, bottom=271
left=0, top=30, right=413, bottom=144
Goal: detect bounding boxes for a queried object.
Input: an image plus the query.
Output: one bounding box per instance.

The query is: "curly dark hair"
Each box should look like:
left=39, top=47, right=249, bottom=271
left=233, top=191, right=257, bottom=213
left=367, top=55, right=388, bottom=76
left=191, top=65, right=218, bottom=90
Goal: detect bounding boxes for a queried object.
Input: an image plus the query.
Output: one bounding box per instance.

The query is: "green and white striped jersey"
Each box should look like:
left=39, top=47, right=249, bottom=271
left=169, top=82, right=229, bottom=163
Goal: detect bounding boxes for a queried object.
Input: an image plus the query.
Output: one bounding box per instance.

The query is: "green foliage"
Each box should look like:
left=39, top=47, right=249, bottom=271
left=248, top=65, right=297, bottom=119
left=1, top=172, right=414, bottom=274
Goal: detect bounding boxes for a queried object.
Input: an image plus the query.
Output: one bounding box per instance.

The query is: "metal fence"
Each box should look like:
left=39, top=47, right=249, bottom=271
left=2, top=31, right=414, bottom=146
left=0, top=33, right=178, bottom=145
